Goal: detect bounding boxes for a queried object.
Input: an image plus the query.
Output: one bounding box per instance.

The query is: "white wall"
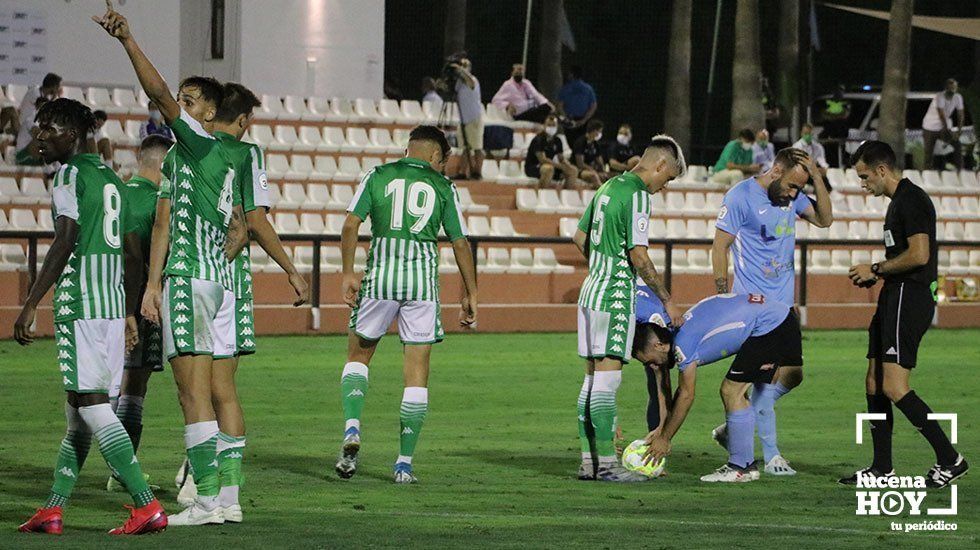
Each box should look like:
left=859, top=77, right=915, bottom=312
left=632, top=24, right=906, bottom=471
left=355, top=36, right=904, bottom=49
left=2, top=0, right=180, bottom=88
left=239, top=0, right=384, bottom=99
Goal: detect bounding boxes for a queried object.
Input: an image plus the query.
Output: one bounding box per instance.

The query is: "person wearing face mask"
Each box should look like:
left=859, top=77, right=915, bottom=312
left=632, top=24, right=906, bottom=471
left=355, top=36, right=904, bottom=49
left=921, top=78, right=965, bottom=171
left=751, top=129, right=775, bottom=172
left=711, top=147, right=833, bottom=478
left=792, top=124, right=829, bottom=176
left=524, top=114, right=578, bottom=188
left=557, top=65, right=597, bottom=148
left=710, top=128, right=760, bottom=185
left=572, top=119, right=608, bottom=189
left=608, top=123, right=641, bottom=175
left=491, top=63, right=555, bottom=124
left=139, top=100, right=175, bottom=141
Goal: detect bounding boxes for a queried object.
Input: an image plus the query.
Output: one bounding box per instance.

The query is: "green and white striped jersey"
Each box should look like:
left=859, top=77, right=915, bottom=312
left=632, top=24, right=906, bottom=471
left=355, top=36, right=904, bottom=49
left=215, top=131, right=270, bottom=299
left=348, top=157, right=467, bottom=302
left=158, top=109, right=239, bottom=291
left=577, top=171, right=652, bottom=314
left=51, top=153, right=127, bottom=321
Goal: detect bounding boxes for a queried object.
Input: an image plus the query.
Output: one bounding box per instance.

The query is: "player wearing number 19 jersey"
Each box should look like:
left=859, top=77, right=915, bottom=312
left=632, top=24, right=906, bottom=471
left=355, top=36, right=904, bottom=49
left=571, top=136, right=685, bottom=482
left=15, top=98, right=166, bottom=535
left=335, top=125, right=478, bottom=484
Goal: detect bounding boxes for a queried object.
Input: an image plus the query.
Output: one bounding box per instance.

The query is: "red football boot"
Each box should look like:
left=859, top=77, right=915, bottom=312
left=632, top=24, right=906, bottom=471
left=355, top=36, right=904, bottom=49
left=19, top=507, right=63, bottom=534
left=108, top=499, right=167, bottom=535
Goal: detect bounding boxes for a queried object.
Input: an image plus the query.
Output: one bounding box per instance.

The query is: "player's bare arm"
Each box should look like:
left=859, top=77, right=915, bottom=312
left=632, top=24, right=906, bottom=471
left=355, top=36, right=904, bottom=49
left=572, top=228, right=587, bottom=259
left=451, top=238, right=478, bottom=328
left=122, top=232, right=144, bottom=352
left=340, top=213, right=363, bottom=308
left=711, top=229, right=735, bottom=294
left=246, top=208, right=310, bottom=306
left=141, top=197, right=170, bottom=324
left=800, top=154, right=833, bottom=228
left=629, top=245, right=684, bottom=326
left=644, top=364, right=697, bottom=463
left=224, top=204, right=249, bottom=261
left=13, top=217, right=79, bottom=346
left=849, top=233, right=930, bottom=285
left=92, top=2, right=180, bottom=123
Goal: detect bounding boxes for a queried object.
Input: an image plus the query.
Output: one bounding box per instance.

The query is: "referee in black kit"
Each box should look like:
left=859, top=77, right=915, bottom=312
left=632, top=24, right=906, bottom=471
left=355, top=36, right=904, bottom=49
left=838, top=141, right=967, bottom=488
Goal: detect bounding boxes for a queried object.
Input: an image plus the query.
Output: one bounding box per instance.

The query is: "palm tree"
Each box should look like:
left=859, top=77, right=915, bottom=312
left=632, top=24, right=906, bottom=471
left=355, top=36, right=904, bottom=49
left=879, top=0, right=914, bottom=167
left=444, top=0, right=467, bottom=57
left=777, top=0, right=799, bottom=141
left=730, top=0, right=764, bottom=134
left=664, top=0, right=692, bottom=153
left=537, top=0, right=563, bottom=98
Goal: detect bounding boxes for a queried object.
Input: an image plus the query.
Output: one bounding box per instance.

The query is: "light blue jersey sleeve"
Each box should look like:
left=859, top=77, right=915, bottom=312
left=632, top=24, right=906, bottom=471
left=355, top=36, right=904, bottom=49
left=635, top=284, right=672, bottom=327
left=793, top=191, right=814, bottom=217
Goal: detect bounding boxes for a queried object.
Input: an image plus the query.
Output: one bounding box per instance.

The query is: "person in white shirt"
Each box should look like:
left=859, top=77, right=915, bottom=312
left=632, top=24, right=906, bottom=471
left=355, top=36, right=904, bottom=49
left=921, top=78, right=965, bottom=170
left=792, top=124, right=828, bottom=177
left=15, top=73, right=62, bottom=165
left=752, top=129, right=776, bottom=172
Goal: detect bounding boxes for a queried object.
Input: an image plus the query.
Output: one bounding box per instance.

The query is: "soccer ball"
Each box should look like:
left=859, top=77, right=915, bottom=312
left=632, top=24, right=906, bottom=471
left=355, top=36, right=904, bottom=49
left=621, top=439, right=666, bottom=478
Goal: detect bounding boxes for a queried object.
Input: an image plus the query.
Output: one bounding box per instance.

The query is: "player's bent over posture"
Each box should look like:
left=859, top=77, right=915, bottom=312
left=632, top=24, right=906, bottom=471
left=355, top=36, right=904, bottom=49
left=573, top=135, right=686, bottom=482
left=14, top=98, right=167, bottom=535
left=96, top=4, right=251, bottom=525
left=839, top=141, right=967, bottom=488
left=335, top=125, right=478, bottom=484
left=637, top=292, right=804, bottom=482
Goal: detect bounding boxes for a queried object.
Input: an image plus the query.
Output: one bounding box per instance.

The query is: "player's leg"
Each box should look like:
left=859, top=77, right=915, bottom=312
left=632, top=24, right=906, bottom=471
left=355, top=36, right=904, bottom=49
left=211, top=356, right=246, bottom=520
left=537, top=163, right=555, bottom=189
left=106, top=364, right=154, bottom=493
left=751, top=310, right=803, bottom=474
left=560, top=160, right=580, bottom=188
left=575, top=305, right=597, bottom=479
left=700, top=378, right=758, bottom=483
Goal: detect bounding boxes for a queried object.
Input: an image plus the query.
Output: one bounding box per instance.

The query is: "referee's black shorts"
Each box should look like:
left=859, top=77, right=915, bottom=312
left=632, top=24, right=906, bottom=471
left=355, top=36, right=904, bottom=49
left=726, top=310, right=804, bottom=383
left=867, top=281, right=935, bottom=369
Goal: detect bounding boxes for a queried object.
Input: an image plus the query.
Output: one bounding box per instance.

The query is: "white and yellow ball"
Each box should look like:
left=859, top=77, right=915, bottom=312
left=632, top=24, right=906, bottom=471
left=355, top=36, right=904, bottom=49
left=621, top=439, right=666, bottom=478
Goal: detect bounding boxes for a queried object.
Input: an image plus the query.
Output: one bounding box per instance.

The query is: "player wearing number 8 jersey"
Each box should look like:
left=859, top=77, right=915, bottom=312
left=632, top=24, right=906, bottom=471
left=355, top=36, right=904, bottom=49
left=335, top=125, right=478, bottom=484
left=96, top=4, right=250, bottom=527
left=571, top=135, right=686, bottom=482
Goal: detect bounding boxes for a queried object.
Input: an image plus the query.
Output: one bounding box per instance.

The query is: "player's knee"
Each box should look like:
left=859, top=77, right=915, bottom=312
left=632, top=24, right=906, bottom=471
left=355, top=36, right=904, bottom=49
left=881, top=380, right=908, bottom=403
left=780, top=367, right=803, bottom=389
left=540, top=164, right=554, bottom=177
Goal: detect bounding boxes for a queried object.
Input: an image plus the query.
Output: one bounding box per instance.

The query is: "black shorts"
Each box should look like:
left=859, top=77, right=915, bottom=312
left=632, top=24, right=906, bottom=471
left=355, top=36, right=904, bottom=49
left=867, top=282, right=934, bottom=369
left=524, top=163, right=564, bottom=180
left=124, top=317, right=164, bottom=372
left=725, top=310, right=804, bottom=383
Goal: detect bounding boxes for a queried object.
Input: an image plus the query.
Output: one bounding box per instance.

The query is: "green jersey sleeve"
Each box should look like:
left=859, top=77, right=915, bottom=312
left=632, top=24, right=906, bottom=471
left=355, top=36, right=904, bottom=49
left=238, top=144, right=270, bottom=213
left=625, top=190, right=651, bottom=249
left=347, top=170, right=374, bottom=220
left=170, top=108, right=217, bottom=161
left=51, top=164, right=80, bottom=221
left=578, top=196, right=595, bottom=234
left=441, top=183, right=468, bottom=241
left=158, top=150, right=176, bottom=199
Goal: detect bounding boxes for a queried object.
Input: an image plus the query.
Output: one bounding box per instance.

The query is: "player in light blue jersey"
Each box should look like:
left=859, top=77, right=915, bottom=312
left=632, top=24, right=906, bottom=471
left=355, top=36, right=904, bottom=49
left=632, top=291, right=804, bottom=483
left=710, top=147, right=833, bottom=476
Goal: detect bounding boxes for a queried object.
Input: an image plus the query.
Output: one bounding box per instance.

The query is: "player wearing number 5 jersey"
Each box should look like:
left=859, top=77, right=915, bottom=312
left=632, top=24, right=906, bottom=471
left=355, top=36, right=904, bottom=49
left=335, top=125, right=478, bottom=484
left=14, top=98, right=166, bottom=535
left=571, top=135, right=686, bottom=482
left=96, top=4, right=249, bottom=527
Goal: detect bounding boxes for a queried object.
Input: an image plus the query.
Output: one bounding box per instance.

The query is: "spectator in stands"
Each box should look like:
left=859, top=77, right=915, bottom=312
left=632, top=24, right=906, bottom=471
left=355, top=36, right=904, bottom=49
left=557, top=65, right=597, bottom=147
left=792, top=124, right=829, bottom=177
left=491, top=63, right=554, bottom=123
left=15, top=72, right=63, bottom=165
left=819, top=84, right=851, bottom=167
left=89, top=110, right=113, bottom=164
left=139, top=101, right=174, bottom=141
left=607, top=123, right=640, bottom=175
left=922, top=78, right=965, bottom=171
left=421, top=77, right=442, bottom=105
left=752, top=129, right=775, bottom=172
left=710, top=128, right=759, bottom=185
left=525, top=114, right=578, bottom=189
left=572, top=119, right=607, bottom=188
left=447, top=55, right=484, bottom=180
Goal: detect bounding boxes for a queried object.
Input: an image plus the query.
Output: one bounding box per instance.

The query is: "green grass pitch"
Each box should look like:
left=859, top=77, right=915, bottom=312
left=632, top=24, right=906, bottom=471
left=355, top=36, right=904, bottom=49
left=0, top=330, right=976, bottom=548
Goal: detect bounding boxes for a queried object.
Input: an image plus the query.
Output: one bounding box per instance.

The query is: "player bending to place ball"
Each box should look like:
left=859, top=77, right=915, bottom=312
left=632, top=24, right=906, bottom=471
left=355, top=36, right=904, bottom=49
left=335, top=125, right=478, bottom=484
left=636, top=291, right=804, bottom=482
left=573, top=135, right=686, bottom=482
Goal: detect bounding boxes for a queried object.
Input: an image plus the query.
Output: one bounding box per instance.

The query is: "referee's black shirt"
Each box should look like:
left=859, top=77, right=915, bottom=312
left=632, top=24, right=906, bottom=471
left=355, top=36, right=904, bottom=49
left=882, top=179, right=938, bottom=287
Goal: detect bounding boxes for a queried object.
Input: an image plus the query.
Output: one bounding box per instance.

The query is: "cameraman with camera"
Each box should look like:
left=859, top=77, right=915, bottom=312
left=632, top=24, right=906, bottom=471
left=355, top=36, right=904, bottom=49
left=444, top=54, right=484, bottom=180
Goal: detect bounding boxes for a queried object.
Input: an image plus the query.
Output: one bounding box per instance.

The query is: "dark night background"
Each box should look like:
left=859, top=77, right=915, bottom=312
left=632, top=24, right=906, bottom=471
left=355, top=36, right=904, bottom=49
left=385, top=0, right=978, bottom=158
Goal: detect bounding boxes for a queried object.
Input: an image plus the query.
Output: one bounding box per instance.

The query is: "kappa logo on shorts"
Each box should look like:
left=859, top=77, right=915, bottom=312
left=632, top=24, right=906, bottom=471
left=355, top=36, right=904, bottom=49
left=612, top=324, right=626, bottom=333
left=173, top=278, right=188, bottom=287
left=241, top=327, right=254, bottom=336
left=175, top=314, right=189, bottom=324
left=242, top=339, right=255, bottom=347
left=177, top=221, right=189, bottom=232
left=178, top=194, right=191, bottom=205
left=176, top=209, right=190, bottom=219
left=176, top=236, right=190, bottom=246
left=56, top=291, right=71, bottom=302
left=57, top=306, right=74, bottom=316
left=59, top=279, right=74, bottom=288
left=617, top=259, right=629, bottom=268
left=174, top=290, right=189, bottom=299
left=239, top=317, right=250, bottom=325
left=239, top=303, right=250, bottom=313
left=180, top=165, right=194, bottom=176
left=177, top=338, right=190, bottom=348
left=180, top=180, right=192, bottom=191
left=615, top=313, right=628, bottom=322
left=174, top=303, right=190, bottom=311
left=176, top=249, right=189, bottom=258
left=57, top=337, right=70, bottom=346
left=611, top=334, right=624, bottom=343
left=173, top=327, right=189, bottom=336
left=611, top=290, right=627, bottom=299
left=610, top=345, right=623, bottom=353
left=63, top=375, right=71, bottom=385
left=610, top=302, right=625, bottom=310
left=613, top=280, right=628, bottom=288
left=59, top=363, right=73, bottom=372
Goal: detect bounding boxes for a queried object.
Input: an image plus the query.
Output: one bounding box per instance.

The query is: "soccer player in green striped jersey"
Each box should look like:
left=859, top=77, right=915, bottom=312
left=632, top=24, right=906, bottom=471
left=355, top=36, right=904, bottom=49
left=572, top=135, right=687, bottom=482
left=96, top=5, right=249, bottom=526
left=336, top=125, right=478, bottom=483
left=14, top=98, right=167, bottom=535
left=104, top=134, right=173, bottom=495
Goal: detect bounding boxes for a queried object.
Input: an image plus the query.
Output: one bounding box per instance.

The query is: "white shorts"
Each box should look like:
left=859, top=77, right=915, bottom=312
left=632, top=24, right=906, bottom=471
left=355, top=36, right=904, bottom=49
left=162, top=276, right=237, bottom=359
left=577, top=305, right=635, bottom=362
left=55, top=318, right=125, bottom=395
left=349, top=298, right=443, bottom=344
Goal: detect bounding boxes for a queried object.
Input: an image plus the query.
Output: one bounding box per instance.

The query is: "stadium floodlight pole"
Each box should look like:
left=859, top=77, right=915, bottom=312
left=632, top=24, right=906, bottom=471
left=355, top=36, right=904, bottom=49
left=700, top=0, right=723, bottom=163
left=521, top=0, right=533, bottom=67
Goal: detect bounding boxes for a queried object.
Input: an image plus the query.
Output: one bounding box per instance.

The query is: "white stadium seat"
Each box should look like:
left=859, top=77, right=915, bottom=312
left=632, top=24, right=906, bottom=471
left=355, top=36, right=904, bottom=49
left=368, top=128, right=402, bottom=155
left=86, top=87, right=119, bottom=113
left=558, top=217, right=577, bottom=238
left=0, top=177, right=24, bottom=203
left=648, top=218, right=667, bottom=238
left=867, top=222, right=884, bottom=241
left=279, top=184, right=307, bottom=209
left=249, top=124, right=276, bottom=149
left=281, top=95, right=308, bottom=120
left=20, top=177, right=49, bottom=204
left=38, top=213, right=54, bottom=231
left=666, top=219, right=686, bottom=239
left=399, top=100, right=425, bottom=124
left=846, top=195, right=866, bottom=217
left=0, top=244, right=27, bottom=271
left=274, top=212, right=301, bottom=234
left=809, top=250, right=831, bottom=274
left=330, top=97, right=361, bottom=123
left=354, top=98, right=382, bottom=123
left=265, top=154, right=290, bottom=179
left=686, top=219, right=709, bottom=239
left=902, top=169, right=923, bottom=187
left=940, top=196, right=961, bottom=218
left=508, top=248, right=535, bottom=274
left=922, top=170, right=943, bottom=189
left=312, top=156, right=338, bottom=180
left=960, top=196, right=978, bottom=219
left=665, top=192, right=687, bottom=214
left=534, top=248, right=574, bottom=274
left=10, top=208, right=38, bottom=230
left=945, top=222, right=965, bottom=241
left=266, top=183, right=282, bottom=208
left=491, top=216, right=525, bottom=237
left=325, top=214, right=345, bottom=234
left=334, top=157, right=362, bottom=182
left=847, top=221, right=868, bottom=240
left=958, top=170, right=978, bottom=189
left=535, top=189, right=561, bottom=214
left=300, top=213, right=326, bottom=234
left=377, top=99, right=406, bottom=123
left=481, top=159, right=500, bottom=181
left=0, top=209, right=7, bottom=229
left=515, top=188, right=538, bottom=212
left=331, top=185, right=354, bottom=209
left=306, top=184, right=332, bottom=209
left=483, top=248, right=509, bottom=274
left=559, top=190, right=584, bottom=214
left=303, top=97, right=332, bottom=121
left=456, top=187, right=489, bottom=213
left=295, top=126, right=324, bottom=152
left=392, top=128, right=411, bottom=148
left=259, top=94, right=285, bottom=119
left=467, top=216, right=490, bottom=236
left=941, top=171, right=961, bottom=189
left=274, top=126, right=299, bottom=151
left=949, top=250, right=969, bottom=275
left=360, top=157, right=383, bottom=178
left=288, top=155, right=315, bottom=181
left=687, top=249, right=710, bottom=273
left=123, top=120, right=142, bottom=146
left=343, top=127, right=370, bottom=153
left=322, top=246, right=342, bottom=273
left=829, top=250, right=851, bottom=274
left=321, top=127, right=347, bottom=152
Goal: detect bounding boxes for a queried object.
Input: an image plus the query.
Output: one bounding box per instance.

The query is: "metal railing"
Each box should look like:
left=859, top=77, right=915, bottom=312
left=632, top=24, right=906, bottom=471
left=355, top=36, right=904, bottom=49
left=3, top=230, right=977, bottom=312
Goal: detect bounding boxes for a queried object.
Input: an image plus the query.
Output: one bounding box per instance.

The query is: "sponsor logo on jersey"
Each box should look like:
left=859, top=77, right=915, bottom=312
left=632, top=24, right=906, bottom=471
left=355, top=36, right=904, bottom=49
left=178, top=194, right=192, bottom=204
left=180, top=180, right=193, bottom=191
left=63, top=375, right=72, bottom=386
left=57, top=337, right=70, bottom=346
left=59, top=363, right=73, bottom=372
left=176, top=249, right=188, bottom=258
left=176, top=209, right=190, bottom=219
left=176, top=236, right=190, bottom=246
left=63, top=264, right=75, bottom=274
left=177, top=338, right=190, bottom=348
left=58, top=324, right=71, bottom=334
left=617, top=259, right=629, bottom=268
left=615, top=271, right=630, bottom=279
left=613, top=280, right=628, bottom=288
left=177, top=221, right=189, bottom=232
left=173, top=278, right=187, bottom=286
left=180, top=165, right=194, bottom=176
left=239, top=316, right=250, bottom=325
left=173, top=261, right=188, bottom=271
left=239, top=303, right=250, bottom=312
left=59, top=279, right=75, bottom=288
